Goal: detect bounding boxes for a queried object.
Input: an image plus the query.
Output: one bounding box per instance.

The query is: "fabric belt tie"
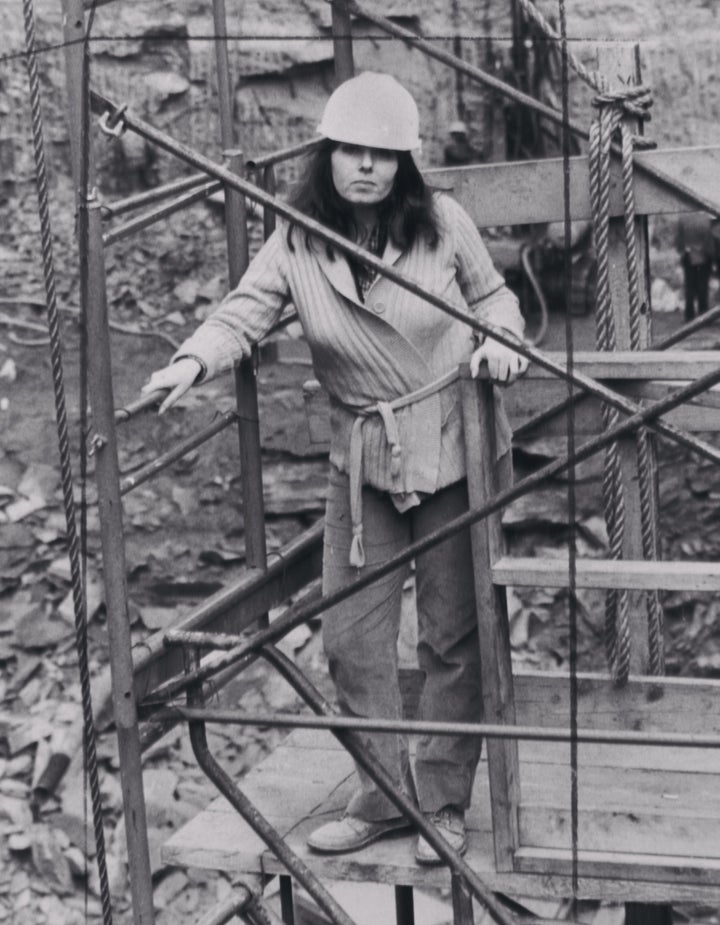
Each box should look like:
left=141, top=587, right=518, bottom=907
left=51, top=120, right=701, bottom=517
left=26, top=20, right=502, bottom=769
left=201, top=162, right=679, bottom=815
left=346, top=367, right=461, bottom=569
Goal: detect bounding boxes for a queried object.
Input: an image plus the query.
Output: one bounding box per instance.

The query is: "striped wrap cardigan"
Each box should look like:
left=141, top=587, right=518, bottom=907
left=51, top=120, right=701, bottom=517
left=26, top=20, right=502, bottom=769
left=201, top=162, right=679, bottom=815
left=175, top=193, right=525, bottom=564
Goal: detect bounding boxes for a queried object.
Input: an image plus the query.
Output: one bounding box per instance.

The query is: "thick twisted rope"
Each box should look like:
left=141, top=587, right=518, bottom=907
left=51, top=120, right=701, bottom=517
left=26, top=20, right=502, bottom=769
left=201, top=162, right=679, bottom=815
left=619, top=119, right=665, bottom=676
left=588, top=97, right=632, bottom=684
left=21, top=1, right=113, bottom=922
left=588, top=86, right=664, bottom=683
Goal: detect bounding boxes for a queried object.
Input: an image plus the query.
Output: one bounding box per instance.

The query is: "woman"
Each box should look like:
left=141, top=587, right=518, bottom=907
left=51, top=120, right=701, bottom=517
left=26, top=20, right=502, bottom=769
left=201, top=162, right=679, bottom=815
left=143, top=71, right=528, bottom=865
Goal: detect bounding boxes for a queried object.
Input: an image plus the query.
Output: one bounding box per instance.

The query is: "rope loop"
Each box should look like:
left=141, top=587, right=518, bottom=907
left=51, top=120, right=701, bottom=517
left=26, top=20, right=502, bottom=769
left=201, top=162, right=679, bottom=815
left=592, top=84, right=653, bottom=122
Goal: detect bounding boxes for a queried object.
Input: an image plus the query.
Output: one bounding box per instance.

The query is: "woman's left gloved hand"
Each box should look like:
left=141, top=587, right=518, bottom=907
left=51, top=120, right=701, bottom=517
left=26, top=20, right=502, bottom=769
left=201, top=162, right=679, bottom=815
left=470, top=335, right=529, bottom=385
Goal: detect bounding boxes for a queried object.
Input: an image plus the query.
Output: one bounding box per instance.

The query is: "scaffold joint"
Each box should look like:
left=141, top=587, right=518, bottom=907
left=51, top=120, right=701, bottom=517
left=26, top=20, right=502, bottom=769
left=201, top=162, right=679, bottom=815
left=99, top=104, right=128, bottom=138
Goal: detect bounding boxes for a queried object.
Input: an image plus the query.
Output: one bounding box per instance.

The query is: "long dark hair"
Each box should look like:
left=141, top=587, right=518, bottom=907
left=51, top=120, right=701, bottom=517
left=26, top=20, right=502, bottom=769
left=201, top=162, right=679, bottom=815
left=287, top=138, right=439, bottom=256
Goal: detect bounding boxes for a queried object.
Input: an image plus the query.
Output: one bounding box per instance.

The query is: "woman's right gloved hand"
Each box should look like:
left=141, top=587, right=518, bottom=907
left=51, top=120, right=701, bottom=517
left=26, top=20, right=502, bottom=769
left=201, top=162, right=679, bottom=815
left=141, top=357, right=202, bottom=414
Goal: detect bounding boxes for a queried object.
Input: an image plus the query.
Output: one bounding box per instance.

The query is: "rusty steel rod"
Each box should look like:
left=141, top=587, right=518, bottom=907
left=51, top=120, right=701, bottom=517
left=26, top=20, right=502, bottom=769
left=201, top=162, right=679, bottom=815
left=152, top=704, right=720, bottom=750
left=154, top=362, right=720, bottom=703
left=87, top=88, right=720, bottom=468
left=103, top=180, right=221, bottom=246
left=338, top=0, right=719, bottom=218
left=118, top=409, right=238, bottom=495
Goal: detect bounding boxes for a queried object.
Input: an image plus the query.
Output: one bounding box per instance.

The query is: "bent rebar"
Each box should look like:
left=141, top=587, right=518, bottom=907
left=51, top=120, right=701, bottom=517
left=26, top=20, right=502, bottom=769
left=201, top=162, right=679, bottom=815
left=185, top=672, right=359, bottom=925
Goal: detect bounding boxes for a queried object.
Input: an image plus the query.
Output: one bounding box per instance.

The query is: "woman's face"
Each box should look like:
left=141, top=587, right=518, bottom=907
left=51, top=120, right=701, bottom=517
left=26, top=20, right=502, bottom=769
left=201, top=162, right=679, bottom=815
left=330, top=144, right=399, bottom=208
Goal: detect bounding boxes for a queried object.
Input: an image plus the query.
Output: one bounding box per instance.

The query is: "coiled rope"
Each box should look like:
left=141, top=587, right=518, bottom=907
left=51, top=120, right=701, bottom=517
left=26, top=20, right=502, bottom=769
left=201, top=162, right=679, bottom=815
left=588, top=85, right=664, bottom=684
left=21, top=0, right=114, bottom=921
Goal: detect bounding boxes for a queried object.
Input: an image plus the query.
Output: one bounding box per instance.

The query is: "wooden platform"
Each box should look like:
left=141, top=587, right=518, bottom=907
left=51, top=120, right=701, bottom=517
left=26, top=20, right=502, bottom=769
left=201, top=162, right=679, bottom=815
left=163, top=672, right=720, bottom=906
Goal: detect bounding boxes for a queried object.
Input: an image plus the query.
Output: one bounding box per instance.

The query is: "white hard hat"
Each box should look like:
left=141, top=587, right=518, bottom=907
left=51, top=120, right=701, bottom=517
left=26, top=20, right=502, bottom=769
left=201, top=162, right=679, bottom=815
left=317, top=72, right=421, bottom=152
left=449, top=120, right=468, bottom=135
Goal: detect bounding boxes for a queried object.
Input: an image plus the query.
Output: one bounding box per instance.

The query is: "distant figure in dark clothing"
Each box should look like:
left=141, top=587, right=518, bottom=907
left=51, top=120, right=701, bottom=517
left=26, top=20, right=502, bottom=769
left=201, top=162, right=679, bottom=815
left=675, top=212, right=717, bottom=321
left=443, top=121, right=483, bottom=167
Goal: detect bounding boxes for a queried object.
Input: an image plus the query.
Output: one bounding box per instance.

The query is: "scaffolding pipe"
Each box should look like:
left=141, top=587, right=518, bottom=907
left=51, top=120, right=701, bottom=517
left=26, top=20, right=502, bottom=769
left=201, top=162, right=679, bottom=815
left=118, top=409, right=238, bottom=494
left=212, top=0, right=269, bottom=578
left=85, top=195, right=155, bottom=925
left=86, top=89, right=720, bottom=467
left=155, top=361, right=720, bottom=702
left=336, top=0, right=719, bottom=218
left=101, top=172, right=216, bottom=218
left=152, top=704, right=720, bottom=750
left=261, top=165, right=276, bottom=240
left=246, top=136, right=323, bottom=169
left=103, top=180, right=221, bottom=246
left=330, top=0, right=355, bottom=82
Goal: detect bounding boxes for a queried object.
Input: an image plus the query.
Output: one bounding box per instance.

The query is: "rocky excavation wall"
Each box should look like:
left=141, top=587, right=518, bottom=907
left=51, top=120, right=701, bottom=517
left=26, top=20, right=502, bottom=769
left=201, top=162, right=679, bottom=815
left=1, top=0, right=719, bottom=195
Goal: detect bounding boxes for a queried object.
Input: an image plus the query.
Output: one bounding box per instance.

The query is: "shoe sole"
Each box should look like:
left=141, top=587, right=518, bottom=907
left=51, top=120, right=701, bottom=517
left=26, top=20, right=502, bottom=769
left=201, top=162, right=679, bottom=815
left=307, top=822, right=413, bottom=854
left=415, top=838, right=468, bottom=866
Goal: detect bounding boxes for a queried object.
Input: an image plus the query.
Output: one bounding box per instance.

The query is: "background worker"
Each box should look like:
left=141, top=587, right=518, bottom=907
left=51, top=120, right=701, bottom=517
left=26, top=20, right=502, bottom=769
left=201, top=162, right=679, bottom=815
left=142, top=72, right=527, bottom=865
left=675, top=211, right=717, bottom=321
left=443, top=120, right=484, bottom=167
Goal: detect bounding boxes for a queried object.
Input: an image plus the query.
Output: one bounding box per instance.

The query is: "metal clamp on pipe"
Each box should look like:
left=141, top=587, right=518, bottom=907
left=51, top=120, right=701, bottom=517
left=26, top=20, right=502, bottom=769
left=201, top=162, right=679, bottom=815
left=98, top=103, right=128, bottom=138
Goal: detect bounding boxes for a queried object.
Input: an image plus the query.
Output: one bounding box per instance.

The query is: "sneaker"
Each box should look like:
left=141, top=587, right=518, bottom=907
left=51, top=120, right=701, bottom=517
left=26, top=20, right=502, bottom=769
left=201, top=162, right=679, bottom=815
left=415, top=805, right=467, bottom=866
left=307, top=814, right=411, bottom=854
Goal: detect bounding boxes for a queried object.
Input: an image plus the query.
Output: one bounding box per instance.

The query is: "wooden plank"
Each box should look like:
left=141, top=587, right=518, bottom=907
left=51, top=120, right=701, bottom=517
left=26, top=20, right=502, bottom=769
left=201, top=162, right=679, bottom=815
left=492, top=556, right=720, bottom=591
left=520, top=763, right=720, bottom=817
left=515, top=847, right=720, bottom=888
left=163, top=730, right=720, bottom=901
left=519, top=741, right=720, bottom=775
left=514, top=671, right=720, bottom=736
left=461, top=378, right=519, bottom=873
left=519, top=805, right=720, bottom=859
left=528, top=352, right=720, bottom=379
left=424, top=146, right=720, bottom=229
left=506, top=384, right=720, bottom=435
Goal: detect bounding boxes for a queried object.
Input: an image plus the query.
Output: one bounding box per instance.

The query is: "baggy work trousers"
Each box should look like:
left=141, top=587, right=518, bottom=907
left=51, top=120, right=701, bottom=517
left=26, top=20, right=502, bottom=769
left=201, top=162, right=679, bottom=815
left=321, top=464, right=486, bottom=821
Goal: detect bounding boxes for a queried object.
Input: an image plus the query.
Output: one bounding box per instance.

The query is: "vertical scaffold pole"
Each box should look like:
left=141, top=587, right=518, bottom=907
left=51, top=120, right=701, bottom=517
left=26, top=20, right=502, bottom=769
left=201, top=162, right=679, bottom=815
left=60, top=2, right=155, bottom=922
left=85, top=197, right=156, bottom=925
left=212, top=0, right=269, bottom=579
left=330, top=0, right=355, bottom=83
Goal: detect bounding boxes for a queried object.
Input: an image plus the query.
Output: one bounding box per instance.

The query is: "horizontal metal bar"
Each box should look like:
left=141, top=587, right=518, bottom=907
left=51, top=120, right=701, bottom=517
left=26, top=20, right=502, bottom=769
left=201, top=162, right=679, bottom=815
left=119, top=409, right=237, bottom=494
left=246, top=136, right=323, bottom=169
left=114, top=389, right=163, bottom=424
left=87, top=89, right=720, bottom=470
left=101, top=173, right=214, bottom=218
left=157, top=363, right=720, bottom=701
left=151, top=705, right=720, bottom=749
left=103, top=180, right=221, bottom=246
